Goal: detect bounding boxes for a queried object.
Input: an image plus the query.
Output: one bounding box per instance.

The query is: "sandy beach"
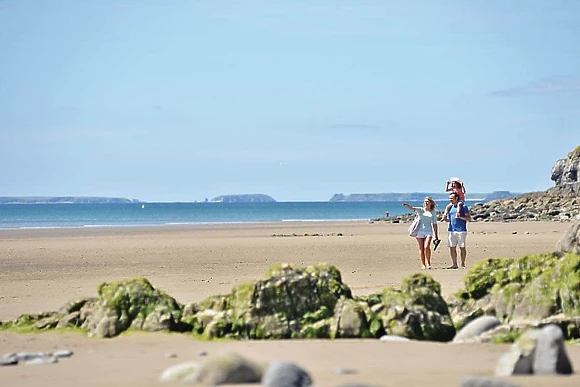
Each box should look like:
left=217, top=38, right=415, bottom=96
left=1, top=220, right=579, bottom=386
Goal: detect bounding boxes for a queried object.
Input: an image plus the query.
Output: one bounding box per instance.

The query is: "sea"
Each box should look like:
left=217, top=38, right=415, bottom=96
left=0, top=200, right=482, bottom=230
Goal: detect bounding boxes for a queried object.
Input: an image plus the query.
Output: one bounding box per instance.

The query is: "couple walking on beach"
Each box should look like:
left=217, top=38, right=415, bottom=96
left=402, top=177, right=472, bottom=269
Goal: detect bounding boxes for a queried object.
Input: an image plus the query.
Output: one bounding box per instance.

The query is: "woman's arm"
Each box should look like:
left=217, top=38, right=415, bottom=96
left=401, top=202, right=416, bottom=211
left=445, top=181, right=451, bottom=192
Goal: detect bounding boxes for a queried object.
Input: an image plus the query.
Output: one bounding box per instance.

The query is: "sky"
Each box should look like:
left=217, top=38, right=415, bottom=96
left=1, top=0, right=579, bottom=202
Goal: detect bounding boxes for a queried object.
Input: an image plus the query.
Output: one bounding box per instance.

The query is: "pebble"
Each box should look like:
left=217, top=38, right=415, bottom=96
left=53, top=349, right=74, bottom=358
left=26, top=356, right=58, bottom=365
left=334, top=367, right=357, bottom=375
left=1, top=349, right=74, bottom=366
left=0, top=357, right=18, bottom=366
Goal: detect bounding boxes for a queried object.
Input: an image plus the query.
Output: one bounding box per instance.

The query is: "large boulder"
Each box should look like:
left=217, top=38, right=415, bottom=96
left=81, top=277, right=183, bottom=338
left=374, top=273, right=455, bottom=342
left=449, top=252, right=580, bottom=340
left=184, top=263, right=353, bottom=339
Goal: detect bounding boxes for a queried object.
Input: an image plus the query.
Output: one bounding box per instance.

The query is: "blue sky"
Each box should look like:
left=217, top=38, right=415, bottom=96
left=1, top=0, right=579, bottom=202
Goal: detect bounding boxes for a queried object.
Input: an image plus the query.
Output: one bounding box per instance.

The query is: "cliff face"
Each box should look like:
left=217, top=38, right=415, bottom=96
left=468, top=146, right=580, bottom=222
left=549, top=146, right=580, bottom=196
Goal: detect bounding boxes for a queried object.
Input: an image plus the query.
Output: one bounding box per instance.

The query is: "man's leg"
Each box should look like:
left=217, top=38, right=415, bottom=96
left=449, top=247, right=458, bottom=268
left=458, top=232, right=468, bottom=268
left=448, top=232, right=458, bottom=268
left=460, top=247, right=467, bottom=268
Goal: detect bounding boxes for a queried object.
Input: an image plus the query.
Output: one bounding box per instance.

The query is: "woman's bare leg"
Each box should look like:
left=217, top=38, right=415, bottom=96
left=415, top=237, right=426, bottom=268
left=424, top=236, right=433, bottom=268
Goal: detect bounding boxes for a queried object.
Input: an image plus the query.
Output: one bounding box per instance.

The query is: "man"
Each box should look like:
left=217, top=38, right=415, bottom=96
left=443, top=192, right=471, bottom=269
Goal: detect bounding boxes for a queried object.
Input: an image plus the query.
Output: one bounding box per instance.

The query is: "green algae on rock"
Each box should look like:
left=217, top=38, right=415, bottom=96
left=449, top=252, right=580, bottom=340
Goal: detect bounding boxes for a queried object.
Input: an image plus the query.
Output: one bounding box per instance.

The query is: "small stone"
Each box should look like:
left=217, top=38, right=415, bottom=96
left=53, top=349, right=73, bottom=358
left=159, top=361, right=199, bottom=382
left=198, top=351, right=208, bottom=357
left=453, top=316, right=501, bottom=343
left=14, top=352, right=49, bottom=361
left=334, top=367, right=357, bottom=375
left=379, top=335, right=410, bottom=342
left=0, top=356, right=18, bottom=366
left=460, top=376, right=520, bottom=387
left=26, top=356, right=58, bottom=365
left=165, top=352, right=177, bottom=359
left=262, top=360, right=313, bottom=387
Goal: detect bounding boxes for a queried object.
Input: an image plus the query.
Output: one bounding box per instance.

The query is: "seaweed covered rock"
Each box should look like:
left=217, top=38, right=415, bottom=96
left=449, top=252, right=580, bottom=340
left=373, top=273, right=455, bottom=342
left=82, top=277, right=183, bottom=337
left=1, top=266, right=456, bottom=342
left=184, top=263, right=353, bottom=339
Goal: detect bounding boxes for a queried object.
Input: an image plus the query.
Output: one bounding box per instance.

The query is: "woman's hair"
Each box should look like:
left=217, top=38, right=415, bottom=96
left=423, top=196, right=436, bottom=210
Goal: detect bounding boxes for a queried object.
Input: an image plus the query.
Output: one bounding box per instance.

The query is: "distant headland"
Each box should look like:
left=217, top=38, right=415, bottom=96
left=0, top=197, right=142, bottom=204
left=210, top=194, right=276, bottom=203
left=329, top=191, right=519, bottom=202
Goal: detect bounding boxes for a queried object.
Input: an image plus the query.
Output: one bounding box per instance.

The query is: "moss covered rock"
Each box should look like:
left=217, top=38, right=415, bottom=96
left=188, top=263, right=353, bottom=339
left=450, top=252, right=580, bottom=339
left=82, top=277, right=183, bottom=337
left=377, top=273, right=455, bottom=342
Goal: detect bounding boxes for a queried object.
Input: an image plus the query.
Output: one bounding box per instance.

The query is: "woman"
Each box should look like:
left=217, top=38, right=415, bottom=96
left=402, top=197, right=440, bottom=269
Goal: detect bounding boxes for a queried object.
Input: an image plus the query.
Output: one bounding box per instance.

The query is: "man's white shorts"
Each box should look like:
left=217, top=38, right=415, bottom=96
left=448, top=231, right=467, bottom=248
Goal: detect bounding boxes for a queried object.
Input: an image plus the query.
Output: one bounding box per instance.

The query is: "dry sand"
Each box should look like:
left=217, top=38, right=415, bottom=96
left=1, top=221, right=579, bottom=386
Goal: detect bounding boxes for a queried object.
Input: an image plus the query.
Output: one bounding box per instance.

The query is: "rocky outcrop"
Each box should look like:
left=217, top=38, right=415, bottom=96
left=550, top=146, right=580, bottom=195
left=457, top=146, right=580, bottom=222
left=2, top=278, right=184, bottom=338
left=1, top=265, right=455, bottom=342
left=448, top=252, right=580, bottom=342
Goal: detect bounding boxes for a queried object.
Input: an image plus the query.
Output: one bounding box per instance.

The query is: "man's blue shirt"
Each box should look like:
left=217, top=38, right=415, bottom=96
left=448, top=204, right=469, bottom=232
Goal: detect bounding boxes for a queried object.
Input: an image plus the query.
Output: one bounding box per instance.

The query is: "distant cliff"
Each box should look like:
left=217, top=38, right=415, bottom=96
left=329, top=191, right=518, bottom=202
left=211, top=194, right=276, bottom=203
left=0, top=197, right=141, bottom=204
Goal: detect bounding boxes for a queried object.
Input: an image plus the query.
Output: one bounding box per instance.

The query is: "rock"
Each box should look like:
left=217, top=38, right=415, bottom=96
left=26, top=356, right=58, bottom=365
left=556, top=221, right=580, bottom=254
left=159, top=361, right=199, bottom=382
left=453, top=316, right=501, bottom=343
left=460, top=376, right=520, bottom=387
left=533, top=324, right=573, bottom=374
left=330, top=298, right=371, bottom=338
left=379, top=273, right=455, bottom=341
left=379, top=335, right=410, bottom=342
left=182, top=352, right=264, bottom=385
left=82, top=277, right=183, bottom=338
left=185, top=263, right=352, bottom=339
left=262, top=360, right=313, bottom=387
left=0, top=356, right=18, bottom=366
left=449, top=252, right=580, bottom=339
left=53, top=349, right=73, bottom=358
left=12, top=352, right=51, bottom=361
left=495, top=328, right=539, bottom=376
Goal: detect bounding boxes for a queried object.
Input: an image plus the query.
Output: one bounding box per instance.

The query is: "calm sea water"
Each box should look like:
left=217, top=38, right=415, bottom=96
left=0, top=201, right=481, bottom=229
